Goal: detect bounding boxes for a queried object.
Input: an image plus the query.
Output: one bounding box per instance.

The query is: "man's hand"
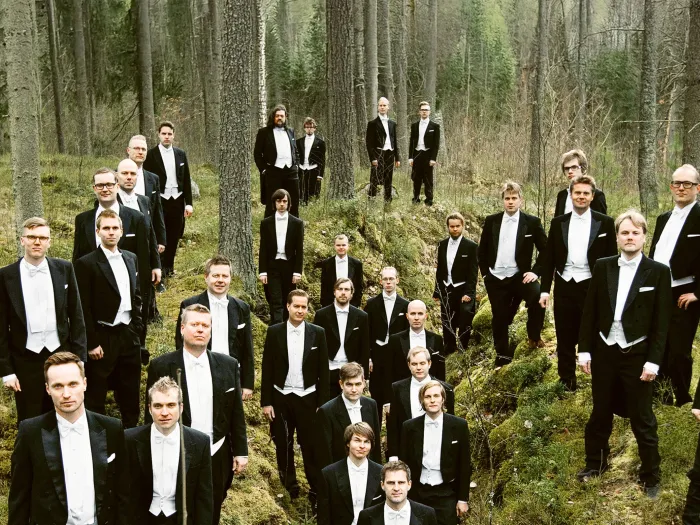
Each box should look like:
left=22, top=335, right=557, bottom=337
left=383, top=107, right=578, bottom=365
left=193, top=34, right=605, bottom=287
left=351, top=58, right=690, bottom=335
left=317, top=175, right=323, bottom=181
left=263, top=405, right=275, bottom=421
left=395, top=161, right=401, bottom=168
left=457, top=501, right=469, bottom=516
left=461, top=295, right=472, bottom=303
left=383, top=404, right=391, bottom=415
left=233, top=456, right=249, bottom=474
left=692, top=408, right=700, bottom=422
left=184, top=207, right=193, bottom=218
left=292, top=275, right=301, bottom=284
left=369, top=359, right=373, bottom=374
left=259, top=275, right=268, bottom=285
left=157, top=244, right=165, bottom=254
left=152, top=268, right=162, bottom=284
left=522, top=272, right=538, bottom=284
left=89, top=346, right=104, bottom=360
left=3, top=377, right=20, bottom=392
left=579, top=361, right=591, bottom=375
left=679, top=293, right=699, bottom=309
left=640, top=368, right=657, bottom=382
left=539, top=296, right=549, bottom=309
left=408, top=159, right=414, bottom=167
left=429, top=160, right=437, bottom=167
left=242, top=388, right=253, bottom=401
left=371, top=160, right=378, bottom=167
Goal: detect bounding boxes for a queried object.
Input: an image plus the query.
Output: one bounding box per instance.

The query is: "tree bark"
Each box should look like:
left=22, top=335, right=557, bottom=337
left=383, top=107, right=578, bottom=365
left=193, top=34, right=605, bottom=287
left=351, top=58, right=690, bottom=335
left=576, top=0, right=587, bottom=143
left=353, top=0, right=367, bottom=148
left=364, top=0, right=378, bottom=117
left=637, top=0, right=658, bottom=217
left=394, top=0, right=409, bottom=157
left=4, top=0, right=44, bottom=239
left=376, top=0, right=394, bottom=101
left=46, top=0, right=65, bottom=153
left=327, top=0, right=356, bottom=199
left=257, top=0, right=268, bottom=128
left=425, top=0, right=437, bottom=103
left=209, top=0, right=222, bottom=152
left=136, top=0, right=156, bottom=140
left=527, top=0, right=548, bottom=183
left=219, top=0, right=257, bottom=295
left=684, top=0, right=700, bottom=166
left=72, top=0, right=91, bottom=155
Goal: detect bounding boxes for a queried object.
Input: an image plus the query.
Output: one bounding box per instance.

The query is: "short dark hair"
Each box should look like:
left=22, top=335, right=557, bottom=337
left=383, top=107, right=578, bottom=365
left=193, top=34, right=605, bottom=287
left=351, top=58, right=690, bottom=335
left=181, top=303, right=211, bottom=324
left=44, top=351, right=84, bottom=382
left=204, top=255, right=232, bottom=275
left=339, top=362, right=365, bottom=382
left=93, top=167, right=117, bottom=184
left=287, top=289, right=309, bottom=305
left=334, top=277, right=354, bottom=294
left=569, top=174, right=597, bottom=193
left=381, top=460, right=411, bottom=482
left=303, top=117, right=317, bottom=128
left=159, top=120, right=175, bottom=132
left=267, top=105, right=288, bottom=127
left=561, top=149, right=588, bottom=174
left=271, top=188, right=291, bottom=204
left=344, top=422, right=375, bottom=451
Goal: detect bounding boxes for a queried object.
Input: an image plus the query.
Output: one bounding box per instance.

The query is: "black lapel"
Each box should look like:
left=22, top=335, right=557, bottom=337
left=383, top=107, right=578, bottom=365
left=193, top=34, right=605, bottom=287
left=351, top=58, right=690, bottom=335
left=302, top=323, right=316, bottom=370
left=96, top=248, right=120, bottom=295
left=515, top=213, right=527, bottom=256
left=47, top=258, right=67, bottom=314
left=492, top=213, right=503, bottom=254
left=87, top=412, right=108, bottom=517
left=389, top=300, right=404, bottom=328
left=408, top=502, right=422, bottom=525
left=208, top=352, right=225, bottom=428
left=622, top=256, right=652, bottom=313
left=123, top=254, right=138, bottom=298
left=400, top=332, right=410, bottom=357
left=328, top=308, right=341, bottom=344
left=119, top=207, right=133, bottom=240
left=175, top=149, right=184, bottom=186
left=675, top=203, right=700, bottom=256
left=7, top=261, right=27, bottom=327
left=278, top=325, right=290, bottom=372
left=345, top=307, right=359, bottom=345
left=153, top=147, right=166, bottom=176
left=606, top=258, right=619, bottom=314
left=227, top=295, right=240, bottom=340
left=171, top=352, right=191, bottom=424
left=426, top=331, right=435, bottom=352
left=439, top=415, right=451, bottom=472
left=41, top=415, right=68, bottom=512
left=588, top=214, right=602, bottom=250
left=360, top=396, right=374, bottom=425
left=413, top=418, right=425, bottom=475
left=561, top=214, right=571, bottom=251
left=364, top=463, right=382, bottom=508
left=336, top=461, right=354, bottom=514
left=135, top=427, right=154, bottom=498
left=333, top=395, right=352, bottom=429
left=399, top=381, right=411, bottom=416
left=84, top=211, right=98, bottom=251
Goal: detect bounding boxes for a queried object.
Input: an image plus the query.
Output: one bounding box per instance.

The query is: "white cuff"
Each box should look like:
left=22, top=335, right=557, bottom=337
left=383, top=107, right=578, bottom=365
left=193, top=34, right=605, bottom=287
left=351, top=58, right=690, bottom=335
left=578, top=352, right=591, bottom=365
left=259, top=273, right=267, bottom=277
left=389, top=456, right=399, bottom=462
left=643, top=362, right=659, bottom=375
left=185, top=205, right=193, bottom=213
left=408, top=159, right=413, bottom=163
left=383, top=403, right=390, bottom=408
left=293, top=273, right=301, bottom=278
left=540, top=292, right=550, bottom=298
left=3, top=373, right=17, bottom=383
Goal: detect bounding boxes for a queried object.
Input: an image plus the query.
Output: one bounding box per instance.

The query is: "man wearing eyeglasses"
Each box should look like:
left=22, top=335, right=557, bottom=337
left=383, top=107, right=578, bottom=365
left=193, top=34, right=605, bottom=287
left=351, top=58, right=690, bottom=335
left=554, top=149, right=608, bottom=217
left=649, top=164, right=700, bottom=406
left=0, top=217, right=86, bottom=422
left=408, top=101, right=440, bottom=206
left=296, top=117, right=326, bottom=204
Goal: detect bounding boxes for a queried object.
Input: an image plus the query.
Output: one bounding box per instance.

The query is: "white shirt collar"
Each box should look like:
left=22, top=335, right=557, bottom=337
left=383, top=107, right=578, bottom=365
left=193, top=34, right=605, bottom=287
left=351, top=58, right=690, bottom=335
left=118, top=188, right=137, bottom=201
left=347, top=456, right=368, bottom=472
left=305, top=134, right=315, bottom=140
left=183, top=349, right=209, bottom=367
left=424, top=412, right=444, bottom=426
left=56, top=410, right=88, bottom=432
left=503, top=210, right=520, bottom=222
left=382, top=291, right=396, bottom=300
left=151, top=422, right=180, bottom=442
left=159, top=143, right=173, bottom=155
left=276, top=211, right=288, bottom=220
left=571, top=207, right=592, bottom=221
left=410, top=329, right=425, bottom=337
left=342, top=393, right=360, bottom=408
left=411, top=375, right=430, bottom=387
left=335, top=302, right=350, bottom=313
left=22, top=257, right=48, bottom=271
left=378, top=114, right=389, bottom=121
left=620, top=252, right=644, bottom=265
left=97, top=201, right=120, bottom=215
left=99, top=245, right=122, bottom=259
left=420, top=118, right=430, bottom=123
left=287, top=320, right=305, bottom=334
left=335, top=255, right=347, bottom=262
left=674, top=201, right=696, bottom=217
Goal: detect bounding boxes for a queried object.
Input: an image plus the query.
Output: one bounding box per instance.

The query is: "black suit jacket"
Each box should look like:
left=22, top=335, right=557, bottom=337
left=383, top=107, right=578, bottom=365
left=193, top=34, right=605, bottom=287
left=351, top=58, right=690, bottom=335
left=142, top=168, right=167, bottom=246
left=358, top=500, right=438, bottom=525
left=142, top=146, right=193, bottom=207
left=9, top=410, right=129, bottom=525
left=555, top=188, right=608, bottom=217
left=540, top=210, right=617, bottom=293
left=175, top=291, right=255, bottom=391
left=0, top=258, right=87, bottom=376
left=74, top=248, right=144, bottom=348
left=313, top=304, right=370, bottom=375
left=399, top=413, right=472, bottom=502
left=650, top=203, right=700, bottom=297
left=364, top=293, right=410, bottom=363
left=258, top=214, right=304, bottom=275
left=145, top=350, right=248, bottom=457
left=319, top=255, right=364, bottom=307
left=478, top=211, right=548, bottom=279
left=318, top=458, right=385, bottom=525
left=579, top=255, right=672, bottom=365
left=408, top=120, right=440, bottom=161
left=124, top=424, right=213, bottom=525
left=387, top=330, right=445, bottom=391
left=387, top=376, right=455, bottom=459
left=315, top=394, right=381, bottom=468
left=433, top=236, right=478, bottom=301
left=117, top=193, right=162, bottom=272
left=365, top=117, right=400, bottom=162
left=261, top=321, right=330, bottom=407
left=254, top=126, right=300, bottom=174
left=296, top=135, right=326, bottom=178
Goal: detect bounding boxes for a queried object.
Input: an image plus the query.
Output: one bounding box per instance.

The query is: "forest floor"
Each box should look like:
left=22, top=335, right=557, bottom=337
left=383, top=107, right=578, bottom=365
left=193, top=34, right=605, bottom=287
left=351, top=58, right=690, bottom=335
left=0, top=154, right=697, bottom=524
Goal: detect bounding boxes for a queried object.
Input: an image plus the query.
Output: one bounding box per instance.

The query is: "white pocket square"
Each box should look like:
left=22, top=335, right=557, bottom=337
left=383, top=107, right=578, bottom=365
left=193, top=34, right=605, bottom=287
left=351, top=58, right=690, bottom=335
left=225, top=387, right=236, bottom=393
left=598, top=233, right=607, bottom=237
left=179, top=162, right=185, bottom=166
left=373, top=495, right=383, bottom=500
left=107, top=453, right=115, bottom=463
left=688, top=234, right=700, bottom=238
left=461, top=254, right=468, bottom=257
left=312, top=346, right=318, bottom=350
left=428, top=129, right=435, bottom=132
left=452, top=440, right=458, bottom=444
left=237, top=323, right=246, bottom=329
left=64, top=284, right=68, bottom=289
left=353, top=327, right=359, bottom=330
left=151, top=190, right=156, bottom=194
left=640, top=286, right=655, bottom=292
left=525, top=234, right=532, bottom=237
left=126, top=233, right=135, bottom=237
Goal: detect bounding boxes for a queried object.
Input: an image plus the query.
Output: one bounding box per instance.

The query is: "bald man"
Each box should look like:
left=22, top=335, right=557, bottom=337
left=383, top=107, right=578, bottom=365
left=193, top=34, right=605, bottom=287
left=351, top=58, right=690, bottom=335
left=366, top=97, right=400, bottom=202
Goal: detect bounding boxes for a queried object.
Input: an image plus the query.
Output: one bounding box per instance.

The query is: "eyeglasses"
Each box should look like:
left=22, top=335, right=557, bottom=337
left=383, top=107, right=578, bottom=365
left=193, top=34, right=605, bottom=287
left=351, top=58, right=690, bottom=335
left=563, top=165, right=581, bottom=172
left=23, top=235, right=50, bottom=243
left=671, top=181, right=698, bottom=189
left=420, top=108, right=431, bottom=111
left=94, top=183, right=116, bottom=190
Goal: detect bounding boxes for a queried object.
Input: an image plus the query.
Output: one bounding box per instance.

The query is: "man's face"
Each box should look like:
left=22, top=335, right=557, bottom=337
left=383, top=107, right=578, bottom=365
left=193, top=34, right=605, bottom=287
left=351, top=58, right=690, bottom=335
left=180, top=311, right=212, bottom=349
left=380, top=270, right=398, bottom=294
left=616, top=218, right=645, bottom=257
left=447, top=219, right=463, bottom=238
left=127, top=138, right=148, bottom=164
left=348, top=433, right=372, bottom=462
left=205, top=264, right=231, bottom=296
left=419, top=105, right=431, bottom=118
left=407, top=305, right=426, bottom=331
left=382, top=470, right=411, bottom=504
left=93, top=173, right=118, bottom=205
left=503, top=191, right=522, bottom=214
left=422, top=385, right=444, bottom=415
left=287, top=296, right=309, bottom=323
left=563, top=158, right=583, bottom=181
left=334, top=238, right=349, bottom=257
left=21, top=226, right=51, bottom=260
left=149, top=389, right=182, bottom=433
left=159, top=126, right=174, bottom=147
left=340, top=375, right=365, bottom=402
left=116, top=161, right=139, bottom=191
left=275, top=196, right=289, bottom=213
left=46, top=363, right=87, bottom=418
left=378, top=100, right=389, bottom=116
left=97, top=217, right=123, bottom=249
left=334, top=282, right=353, bottom=306
left=671, top=169, right=700, bottom=207
left=304, top=124, right=315, bottom=136
left=408, top=352, right=430, bottom=381
left=571, top=183, right=594, bottom=212
left=274, top=111, right=286, bottom=127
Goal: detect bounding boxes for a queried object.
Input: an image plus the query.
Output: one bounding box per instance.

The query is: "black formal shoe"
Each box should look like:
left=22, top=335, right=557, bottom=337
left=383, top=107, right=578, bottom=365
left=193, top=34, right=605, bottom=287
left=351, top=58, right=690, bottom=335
left=425, top=200, right=433, bottom=206
left=288, top=486, right=300, bottom=499
left=559, top=379, right=577, bottom=392
left=645, top=484, right=660, bottom=499
left=412, top=198, right=420, bottom=204
left=576, top=467, right=605, bottom=482
left=140, top=349, right=150, bottom=366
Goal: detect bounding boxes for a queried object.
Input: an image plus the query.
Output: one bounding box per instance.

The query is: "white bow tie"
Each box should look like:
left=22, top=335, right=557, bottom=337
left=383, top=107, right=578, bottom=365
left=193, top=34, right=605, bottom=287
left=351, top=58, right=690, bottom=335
left=347, top=404, right=361, bottom=413
left=25, top=263, right=48, bottom=277
left=672, top=208, right=683, bottom=217
left=504, top=216, right=517, bottom=223
left=336, top=258, right=347, bottom=263
left=154, top=434, right=176, bottom=446
left=211, top=297, right=229, bottom=308
left=290, top=328, right=302, bottom=336
left=104, top=250, right=122, bottom=260
left=387, top=509, right=408, bottom=521
left=276, top=216, right=287, bottom=221
left=384, top=295, right=396, bottom=302
left=572, top=214, right=587, bottom=221
left=58, top=421, right=84, bottom=437
left=349, top=462, right=367, bottom=473
left=618, top=258, right=638, bottom=269
left=425, top=419, right=439, bottom=428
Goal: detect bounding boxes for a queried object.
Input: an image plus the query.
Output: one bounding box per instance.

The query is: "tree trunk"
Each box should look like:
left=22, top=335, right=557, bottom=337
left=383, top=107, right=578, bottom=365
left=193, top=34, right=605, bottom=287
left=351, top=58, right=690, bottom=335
left=376, top=0, right=393, bottom=101
left=684, top=0, right=700, bottom=166
left=637, top=0, right=658, bottom=217
left=394, top=0, right=409, bottom=157
left=4, top=0, right=44, bottom=239
left=257, top=0, right=268, bottom=128
left=72, top=0, right=91, bottom=155
left=353, top=0, right=367, bottom=149
left=576, top=0, right=587, bottom=143
left=82, top=0, right=96, bottom=144
left=46, top=0, right=65, bottom=153
left=208, top=0, right=222, bottom=156
left=136, top=0, right=156, bottom=140
left=219, top=0, right=257, bottom=295
left=527, top=0, right=548, bottom=183
left=425, top=0, right=437, bottom=103
left=364, top=0, right=378, bottom=117
left=326, top=0, right=356, bottom=199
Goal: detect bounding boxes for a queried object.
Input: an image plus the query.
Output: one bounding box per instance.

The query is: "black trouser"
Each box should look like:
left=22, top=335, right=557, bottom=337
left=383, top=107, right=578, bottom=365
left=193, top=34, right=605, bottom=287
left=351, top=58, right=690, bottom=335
left=299, top=167, right=321, bottom=204
left=329, top=368, right=342, bottom=399
left=657, top=282, right=700, bottom=406
left=11, top=347, right=56, bottom=423
left=683, top=431, right=700, bottom=524
left=212, top=437, right=234, bottom=525
left=161, top=195, right=185, bottom=273
left=553, top=274, right=590, bottom=390
left=85, top=323, right=142, bottom=428
left=368, top=150, right=395, bottom=201
left=270, top=389, right=319, bottom=496
left=413, top=481, right=458, bottom=525
left=484, top=273, right=544, bottom=367
left=411, top=151, right=435, bottom=204
left=264, top=259, right=296, bottom=325
left=148, top=512, right=178, bottom=525
left=584, top=342, right=660, bottom=486
left=437, top=283, right=475, bottom=358
left=264, top=166, right=300, bottom=217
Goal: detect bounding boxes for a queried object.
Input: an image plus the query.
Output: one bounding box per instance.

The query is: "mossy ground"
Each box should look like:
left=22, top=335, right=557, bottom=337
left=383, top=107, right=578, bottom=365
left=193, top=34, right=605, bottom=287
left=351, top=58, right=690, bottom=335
left=0, top=154, right=697, bottom=524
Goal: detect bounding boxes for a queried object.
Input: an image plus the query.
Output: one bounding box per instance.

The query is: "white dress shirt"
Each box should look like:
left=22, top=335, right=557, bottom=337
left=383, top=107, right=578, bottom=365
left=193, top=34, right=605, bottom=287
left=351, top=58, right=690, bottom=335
left=410, top=376, right=430, bottom=418
left=561, top=209, right=592, bottom=282
left=275, top=212, right=289, bottom=260
left=416, top=118, right=430, bottom=151
left=335, top=255, right=349, bottom=279
left=420, top=413, right=444, bottom=485
left=302, top=134, right=318, bottom=170
left=208, top=292, right=230, bottom=355
left=564, top=188, right=574, bottom=214
left=384, top=501, right=411, bottom=524
left=273, top=127, right=293, bottom=168
left=99, top=246, right=132, bottom=326
left=118, top=189, right=140, bottom=211
left=445, top=237, right=466, bottom=287
left=409, top=329, right=426, bottom=350
left=490, top=211, right=520, bottom=279
left=379, top=115, right=392, bottom=151
left=134, top=167, right=146, bottom=196
left=276, top=321, right=316, bottom=397
left=347, top=457, right=368, bottom=525
left=58, top=412, right=96, bottom=525
left=378, top=292, right=396, bottom=345
left=653, top=202, right=696, bottom=287
left=149, top=423, right=180, bottom=517
left=329, top=303, right=350, bottom=369
left=159, top=144, right=181, bottom=199
left=343, top=394, right=363, bottom=424
left=20, top=258, right=60, bottom=352
left=183, top=350, right=224, bottom=455
left=95, top=202, right=120, bottom=248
